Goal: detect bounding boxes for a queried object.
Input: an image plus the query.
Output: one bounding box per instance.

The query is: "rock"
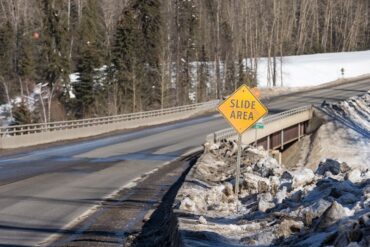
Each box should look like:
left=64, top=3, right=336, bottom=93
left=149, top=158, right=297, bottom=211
left=258, top=193, right=275, bottom=212
left=275, top=219, right=304, bottom=238
left=253, top=157, right=282, bottom=177
left=280, top=171, right=293, bottom=191
left=223, top=182, right=234, bottom=197
left=316, top=159, right=341, bottom=176
left=338, top=193, right=359, bottom=205
left=363, top=169, right=370, bottom=180
left=281, top=171, right=293, bottom=180
left=359, top=213, right=370, bottom=227
left=319, top=201, right=349, bottom=228
left=340, top=162, right=351, bottom=173
left=301, top=199, right=332, bottom=225
left=269, top=176, right=280, bottom=195
left=198, top=216, right=207, bottom=224
left=208, top=142, right=220, bottom=151
left=258, top=180, right=270, bottom=193
left=245, top=166, right=253, bottom=173
left=332, top=217, right=368, bottom=247
left=346, top=169, right=362, bottom=183
left=364, top=185, right=370, bottom=198
left=291, top=168, right=315, bottom=188
left=290, top=190, right=303, bottom=202
left=275, top=186, right=287, bottom=204
left=180, top=197, right=196, bottom=212
left=243, top=173, right=270, bottom=195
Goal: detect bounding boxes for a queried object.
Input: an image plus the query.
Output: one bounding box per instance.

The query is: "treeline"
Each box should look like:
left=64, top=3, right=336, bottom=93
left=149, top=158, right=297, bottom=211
left=0, top=0, right=369, bottom=123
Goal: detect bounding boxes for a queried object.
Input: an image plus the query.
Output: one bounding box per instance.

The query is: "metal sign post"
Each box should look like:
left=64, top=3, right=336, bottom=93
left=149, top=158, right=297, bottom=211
left=235, top=134, right=242, bottom=195
left=217, top=85, right=268, bottom=195
left=253, top=118, right=264, bottom=147
left=254, top=128, right=258, bottom=147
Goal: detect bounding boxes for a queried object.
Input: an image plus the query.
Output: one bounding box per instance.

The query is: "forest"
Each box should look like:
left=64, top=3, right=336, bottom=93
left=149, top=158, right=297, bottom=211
left=0, top=0, right=369, bottom=124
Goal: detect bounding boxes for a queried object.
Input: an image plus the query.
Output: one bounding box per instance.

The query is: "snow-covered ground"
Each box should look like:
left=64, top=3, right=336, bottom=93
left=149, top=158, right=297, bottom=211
left=0, top=84, right=46, bottom=127
left=257, top=50, right=370, bottom=87
left=175, top=91, right=370, bottom=246
left=286, top=91, right=370, bottom=171
left=2, top=50, right=370, bottom=126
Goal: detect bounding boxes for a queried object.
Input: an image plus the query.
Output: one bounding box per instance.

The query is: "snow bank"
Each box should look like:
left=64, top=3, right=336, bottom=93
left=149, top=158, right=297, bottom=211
left=287, top=90, right=370, bottom=171
left=257, top=50, right=370, bottom=87
left=176, top=104, right=370, bottom=247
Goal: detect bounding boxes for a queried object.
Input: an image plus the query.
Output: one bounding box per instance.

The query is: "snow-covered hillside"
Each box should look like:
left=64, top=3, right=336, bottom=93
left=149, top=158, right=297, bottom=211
left=257, top=50, right=370, bottom=87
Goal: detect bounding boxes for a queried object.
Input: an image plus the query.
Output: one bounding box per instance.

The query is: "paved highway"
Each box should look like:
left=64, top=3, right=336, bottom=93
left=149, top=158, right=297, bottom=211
left=0, top=77, right=369, bottom=246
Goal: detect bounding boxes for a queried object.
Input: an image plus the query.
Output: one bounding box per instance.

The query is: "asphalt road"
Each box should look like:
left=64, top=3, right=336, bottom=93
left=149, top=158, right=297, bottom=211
left=0, top=77, right=369, bottom=246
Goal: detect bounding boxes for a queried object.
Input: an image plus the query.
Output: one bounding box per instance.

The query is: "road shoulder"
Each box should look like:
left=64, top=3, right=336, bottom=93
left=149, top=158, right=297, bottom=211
left=48, top=152, right=200, bottom=247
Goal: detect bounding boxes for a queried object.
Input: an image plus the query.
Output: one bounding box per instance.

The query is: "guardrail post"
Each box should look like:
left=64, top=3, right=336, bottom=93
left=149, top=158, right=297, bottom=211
left=298, top=123, right=301, bottom=141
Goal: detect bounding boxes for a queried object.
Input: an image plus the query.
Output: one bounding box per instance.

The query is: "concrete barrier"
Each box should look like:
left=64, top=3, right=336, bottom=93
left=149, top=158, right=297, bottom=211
left=207, top=105, right=313, bottom=147
left=0, top=101, right=218, bottom=149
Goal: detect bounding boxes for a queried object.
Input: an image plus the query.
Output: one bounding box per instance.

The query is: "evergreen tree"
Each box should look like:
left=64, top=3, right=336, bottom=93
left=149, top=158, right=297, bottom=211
left=132, top=0, right=162, bottom=110
left=110, top=9, right=137, bottom=113
left=0, top=21, right=15, bottom=105
left=0, top=22, right=14, bottom=81
left=17, top=22, right=36, bottom=88
left=40, top=0, right=70, bottom=87
left=38, top=0, right=70, bottom=121
left=74, top=46, right=96, bottom=117
left=11, top=100, right=33, bottom=126
left=74, top=0, right=106, bottom=117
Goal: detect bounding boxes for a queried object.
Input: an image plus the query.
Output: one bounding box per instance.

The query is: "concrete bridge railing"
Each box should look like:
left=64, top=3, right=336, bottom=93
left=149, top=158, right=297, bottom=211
left=0, top=100, right=219, bottom=149
left=207, top=105, right=313, bottom=149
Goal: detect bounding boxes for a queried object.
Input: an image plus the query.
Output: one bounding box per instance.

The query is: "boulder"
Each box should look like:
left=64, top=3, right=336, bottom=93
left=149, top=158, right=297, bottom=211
left=290, top=190, right=303, bottom=202
left=280, top=171, right=293, bottom=191
left=301, top=199, right=332, bottom=225
left=338, top=193, right=359, bottom=206
left=253, top=157, right=282, bottom=177
left=316, top=159, right=341, bottom=176
left=340, top=162, right=351, bottom=173
left=269, top=176, right=280, bottom=195
left=198, top=216, right=207, bottom=224
left=258, top=193, right=275, bottom=212
left=346, top=169, right=362, bottom=183
left=291, top=168, right=315, bottom=188
left=319, top=201, right=349, bottom=229
left=275, top=219, right=304, bottom=238
left=243, top=173, right=271, bottom=195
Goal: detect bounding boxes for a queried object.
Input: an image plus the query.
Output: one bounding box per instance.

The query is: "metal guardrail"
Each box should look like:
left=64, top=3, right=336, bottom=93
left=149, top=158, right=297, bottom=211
left=208, top=105, right=312, bottom=143
left=0, top=100, right=219, bottom=138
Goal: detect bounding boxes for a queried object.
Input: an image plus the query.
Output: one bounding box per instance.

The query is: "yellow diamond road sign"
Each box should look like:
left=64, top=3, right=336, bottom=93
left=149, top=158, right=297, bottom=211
left=218, top=85, right=268, bottom=134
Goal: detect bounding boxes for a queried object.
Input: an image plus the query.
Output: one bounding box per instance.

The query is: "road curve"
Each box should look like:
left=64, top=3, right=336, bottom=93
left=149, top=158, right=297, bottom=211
left=0, top=77, right=369, bottom=246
